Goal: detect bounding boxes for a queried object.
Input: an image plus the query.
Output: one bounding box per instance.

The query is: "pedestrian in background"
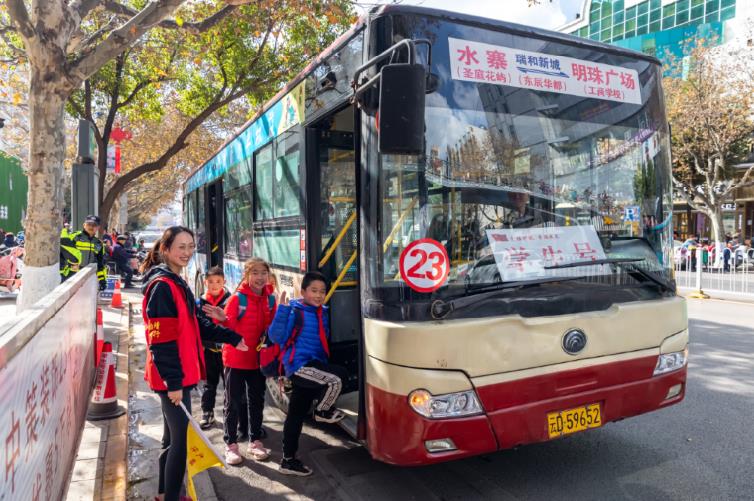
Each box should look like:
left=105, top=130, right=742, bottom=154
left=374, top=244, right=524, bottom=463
left=60, top=215, right=107, bottom=289
left=3, top=232, right=17, bottom=248
left=140, top=226, right=249, bottom=501
left=221, top=257, right=276, bottom=465
left=112, top=235, right=135, bottom=288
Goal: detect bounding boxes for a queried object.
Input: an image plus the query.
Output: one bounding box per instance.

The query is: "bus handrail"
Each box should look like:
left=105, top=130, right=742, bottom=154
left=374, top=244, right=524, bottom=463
left=318, top=210, right=357, bottom=269
left=325, top=250, right=358, bottom=304
left=382, top=196, right=418, bottom=253
left=324, top=195, right=419, bottom=302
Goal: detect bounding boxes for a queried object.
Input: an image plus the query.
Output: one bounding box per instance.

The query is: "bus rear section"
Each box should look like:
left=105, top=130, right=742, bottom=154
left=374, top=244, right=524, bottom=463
left=362, top=297, right=687, bottom=465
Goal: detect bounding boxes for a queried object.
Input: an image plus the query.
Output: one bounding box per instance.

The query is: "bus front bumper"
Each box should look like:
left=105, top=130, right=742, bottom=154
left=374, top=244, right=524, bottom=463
left=366, top=358, right=686, bottom=466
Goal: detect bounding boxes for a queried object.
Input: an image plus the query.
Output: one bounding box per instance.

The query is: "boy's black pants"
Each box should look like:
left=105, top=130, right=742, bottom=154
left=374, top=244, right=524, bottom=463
left=201, top=348, right=224, bottom=412
left=202, top=348, right=248, bottom=432
left=283, top=361, right=348, bottom=458
left=223, top=367, right=265, bottom=444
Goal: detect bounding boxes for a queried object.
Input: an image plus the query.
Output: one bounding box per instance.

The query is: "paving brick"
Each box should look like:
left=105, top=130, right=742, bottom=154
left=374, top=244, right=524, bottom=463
left=70, top=458, right=101, bottom=482
left=65, top=478, right=97, bottom=501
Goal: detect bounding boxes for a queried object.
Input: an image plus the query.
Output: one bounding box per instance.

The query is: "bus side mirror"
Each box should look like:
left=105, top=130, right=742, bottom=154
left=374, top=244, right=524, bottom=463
left=378, top=64, right=426, bottom=155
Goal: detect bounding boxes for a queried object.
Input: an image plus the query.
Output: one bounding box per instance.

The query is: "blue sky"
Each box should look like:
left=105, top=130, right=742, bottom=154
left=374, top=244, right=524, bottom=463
left=354, top=0, right=588, bottom=30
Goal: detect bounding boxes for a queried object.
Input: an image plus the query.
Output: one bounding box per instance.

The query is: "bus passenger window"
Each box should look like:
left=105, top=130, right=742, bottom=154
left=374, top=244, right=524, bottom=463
left=255, top=144, right=274, bottom=220
left=274, top=131, right=301, bottom=218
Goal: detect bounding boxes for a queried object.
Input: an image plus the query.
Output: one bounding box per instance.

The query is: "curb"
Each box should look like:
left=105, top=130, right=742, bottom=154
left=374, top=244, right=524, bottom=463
left=677, top=287, right=754, bottom=304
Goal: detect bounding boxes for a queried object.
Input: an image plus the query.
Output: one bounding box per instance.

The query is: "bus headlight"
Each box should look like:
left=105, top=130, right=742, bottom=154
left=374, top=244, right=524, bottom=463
left=408, top=389, right=483, bottom=419
left=653, top=347, right=688, bottom=376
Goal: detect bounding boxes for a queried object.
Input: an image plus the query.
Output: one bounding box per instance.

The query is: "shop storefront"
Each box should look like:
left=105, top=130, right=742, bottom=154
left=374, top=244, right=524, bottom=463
left=673, top=202, right=745, bottom=242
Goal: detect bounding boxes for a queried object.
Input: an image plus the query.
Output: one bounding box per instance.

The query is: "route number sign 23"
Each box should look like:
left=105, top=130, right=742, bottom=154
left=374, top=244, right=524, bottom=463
left=399, top=239, right=450, bottom=293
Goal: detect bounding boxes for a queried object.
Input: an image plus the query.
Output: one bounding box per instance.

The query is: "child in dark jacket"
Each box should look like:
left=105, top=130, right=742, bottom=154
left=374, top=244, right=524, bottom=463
left=221, top=257, right=276, bottom=465
left=269, top=271, right=347, bottom=476
left=197, top=266, right=233, bottom=430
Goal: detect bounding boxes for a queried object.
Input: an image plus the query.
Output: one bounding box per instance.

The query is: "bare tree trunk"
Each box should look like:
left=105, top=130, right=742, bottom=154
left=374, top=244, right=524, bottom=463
left=17, top=74, right=67, bottom=311
left=709, top=208, right=725, bottom=267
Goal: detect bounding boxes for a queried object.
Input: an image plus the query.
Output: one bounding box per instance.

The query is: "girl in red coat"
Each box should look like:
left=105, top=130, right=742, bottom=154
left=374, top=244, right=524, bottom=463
left=140, top=226, right=248, bottom=501
left=222, top=257, right=276, bottom=464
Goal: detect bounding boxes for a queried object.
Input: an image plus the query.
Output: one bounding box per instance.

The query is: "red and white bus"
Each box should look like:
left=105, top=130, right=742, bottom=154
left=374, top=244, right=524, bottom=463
left=183, top=4, right=688, bottom=465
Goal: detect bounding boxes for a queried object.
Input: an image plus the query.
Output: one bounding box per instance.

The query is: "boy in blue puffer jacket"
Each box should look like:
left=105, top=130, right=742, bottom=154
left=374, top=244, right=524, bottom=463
left=268, top=271, right=347, bottom=476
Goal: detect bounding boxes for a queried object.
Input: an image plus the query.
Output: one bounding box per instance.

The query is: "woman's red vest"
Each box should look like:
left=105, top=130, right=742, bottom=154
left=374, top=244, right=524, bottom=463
left=142, top=276, right=206, bottom=391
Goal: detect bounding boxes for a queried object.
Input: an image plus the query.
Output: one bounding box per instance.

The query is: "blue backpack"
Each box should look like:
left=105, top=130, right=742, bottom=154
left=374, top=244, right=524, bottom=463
left=259, top=308, right=304, bottom=378
left=235, top=291, right=275, bottom=320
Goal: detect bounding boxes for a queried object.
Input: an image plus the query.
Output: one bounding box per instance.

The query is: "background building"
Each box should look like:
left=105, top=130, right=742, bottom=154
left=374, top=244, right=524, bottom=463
left=0, top=152, right=27, bottom=235
left=559, top=0, right=754, bottom=241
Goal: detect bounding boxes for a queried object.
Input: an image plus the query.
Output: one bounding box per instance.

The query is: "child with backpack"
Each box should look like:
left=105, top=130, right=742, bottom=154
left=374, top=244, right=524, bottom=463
left=221, top=257, right=276, bottom=464
left=268, top=271, right=348, bottom=476
left=197, top=266, right=237, bottom=431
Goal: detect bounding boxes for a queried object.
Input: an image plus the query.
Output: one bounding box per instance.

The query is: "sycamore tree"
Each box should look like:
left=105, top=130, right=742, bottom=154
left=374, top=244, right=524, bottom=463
left=1, top=0, right=353, bottom=310
left=665, top=37, right=754, bottom=250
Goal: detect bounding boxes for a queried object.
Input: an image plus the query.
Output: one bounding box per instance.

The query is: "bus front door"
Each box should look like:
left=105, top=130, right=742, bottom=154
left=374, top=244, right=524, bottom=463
left=306, top=108, right=361, bottom=434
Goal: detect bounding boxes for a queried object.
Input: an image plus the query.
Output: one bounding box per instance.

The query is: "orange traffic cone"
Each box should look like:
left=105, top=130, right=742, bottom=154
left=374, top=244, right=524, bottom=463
left=111, top=279, right=123, bottom=308
left=87, top=342, right=125, bottom=421
left=95, top=307, right=105, bottom=367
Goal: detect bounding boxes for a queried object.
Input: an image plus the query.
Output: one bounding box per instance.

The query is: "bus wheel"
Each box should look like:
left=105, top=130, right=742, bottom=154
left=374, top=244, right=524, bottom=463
left=266, top=377, right=290, bottom=414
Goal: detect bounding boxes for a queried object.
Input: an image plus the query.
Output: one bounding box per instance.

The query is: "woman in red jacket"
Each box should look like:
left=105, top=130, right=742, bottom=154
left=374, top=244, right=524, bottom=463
left=222, top=257, right=276, bottom=464
left=140, top=226, right=248, bottom=501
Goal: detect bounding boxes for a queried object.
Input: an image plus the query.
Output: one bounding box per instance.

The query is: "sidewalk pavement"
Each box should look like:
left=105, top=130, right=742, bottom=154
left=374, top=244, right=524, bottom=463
left=66, top=303, right=130, bottom=501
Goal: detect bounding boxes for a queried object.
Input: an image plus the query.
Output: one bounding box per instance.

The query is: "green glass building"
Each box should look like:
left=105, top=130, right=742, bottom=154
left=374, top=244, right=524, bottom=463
left=559, top=0, right=747, bottom=63
left=0, top=153, right=27, bottom=235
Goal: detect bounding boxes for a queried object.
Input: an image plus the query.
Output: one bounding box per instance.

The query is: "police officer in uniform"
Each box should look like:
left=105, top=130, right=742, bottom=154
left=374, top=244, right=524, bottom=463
left=60, top=215, right=108, bottom=290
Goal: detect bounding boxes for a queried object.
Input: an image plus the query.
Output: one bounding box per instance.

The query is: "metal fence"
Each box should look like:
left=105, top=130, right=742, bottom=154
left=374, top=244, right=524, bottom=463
left=674, top=247, right=754, bottom=296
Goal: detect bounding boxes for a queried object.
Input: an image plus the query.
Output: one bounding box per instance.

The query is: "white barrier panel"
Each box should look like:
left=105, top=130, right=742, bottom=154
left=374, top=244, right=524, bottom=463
left=0, top=266, right=97, bottom=501
left=674, top=247, right=754, bottom=298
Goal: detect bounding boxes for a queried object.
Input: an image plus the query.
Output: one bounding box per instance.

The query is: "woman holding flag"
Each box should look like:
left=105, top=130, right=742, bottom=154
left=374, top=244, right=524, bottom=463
left=140, top=226, right=249, bottom=501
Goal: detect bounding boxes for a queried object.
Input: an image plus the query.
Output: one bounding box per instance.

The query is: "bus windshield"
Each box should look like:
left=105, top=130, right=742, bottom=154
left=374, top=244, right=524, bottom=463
left=369, top=16, right=674, bottom=313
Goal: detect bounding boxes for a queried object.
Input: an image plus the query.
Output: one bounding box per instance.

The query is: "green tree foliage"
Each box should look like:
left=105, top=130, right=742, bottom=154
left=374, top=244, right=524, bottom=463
left=63, top=0, right=355, bottom=228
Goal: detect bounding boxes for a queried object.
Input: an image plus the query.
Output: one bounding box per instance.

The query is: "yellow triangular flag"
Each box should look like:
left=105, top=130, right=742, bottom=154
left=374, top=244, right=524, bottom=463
left=180, top=403, right=226, bottom=500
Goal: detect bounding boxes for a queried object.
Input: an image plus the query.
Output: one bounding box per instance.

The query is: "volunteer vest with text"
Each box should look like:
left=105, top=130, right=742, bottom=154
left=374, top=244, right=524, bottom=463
left=142, top=277, right=206, bottom=391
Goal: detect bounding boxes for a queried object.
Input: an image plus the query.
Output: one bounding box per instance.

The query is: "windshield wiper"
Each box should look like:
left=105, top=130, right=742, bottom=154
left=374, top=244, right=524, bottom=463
left=543, top=257, right=644, bottom=269
left=431, top=275, right=588, bottom=319
left=545, top=257, right=675, bottom=293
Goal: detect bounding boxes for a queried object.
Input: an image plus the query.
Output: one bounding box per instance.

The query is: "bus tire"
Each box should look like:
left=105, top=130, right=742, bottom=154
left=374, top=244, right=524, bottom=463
left=266, top=377, right=290, bottom=414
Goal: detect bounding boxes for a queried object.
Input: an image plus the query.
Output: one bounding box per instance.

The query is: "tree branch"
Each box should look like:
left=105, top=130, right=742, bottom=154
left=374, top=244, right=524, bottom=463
left=71, top=0, right=105, bottom=20
left=103, top=1, right=244, bottom=34
left=69, top=0, right=185, bottom=83
left=101, top=77, right=265, bottom=213
left=6, top=0, right=35, bottom=41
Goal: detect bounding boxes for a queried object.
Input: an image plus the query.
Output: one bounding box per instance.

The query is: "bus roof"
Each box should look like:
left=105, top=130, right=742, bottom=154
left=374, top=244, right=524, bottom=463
left=185, top=4, right=661, bottom=192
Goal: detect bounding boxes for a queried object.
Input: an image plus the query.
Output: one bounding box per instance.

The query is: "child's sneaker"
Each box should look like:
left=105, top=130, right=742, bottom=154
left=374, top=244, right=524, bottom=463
left=199, top=410, right=214, bottom=429
left=247, top=440, right=270, bottom=461
left=279, top=457, right=313, bottom=476
left=313, top=408, right=345, bottom=423
left=225, top=443, right=243, bottom=465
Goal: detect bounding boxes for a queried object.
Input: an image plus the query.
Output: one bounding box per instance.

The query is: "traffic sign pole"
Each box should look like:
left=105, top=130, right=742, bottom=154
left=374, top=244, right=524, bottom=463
left=71, top=119, right=98, bottom=228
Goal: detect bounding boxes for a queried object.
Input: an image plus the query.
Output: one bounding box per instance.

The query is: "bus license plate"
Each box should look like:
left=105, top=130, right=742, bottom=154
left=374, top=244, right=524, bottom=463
left=547, top=403, right=602, bottom=438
